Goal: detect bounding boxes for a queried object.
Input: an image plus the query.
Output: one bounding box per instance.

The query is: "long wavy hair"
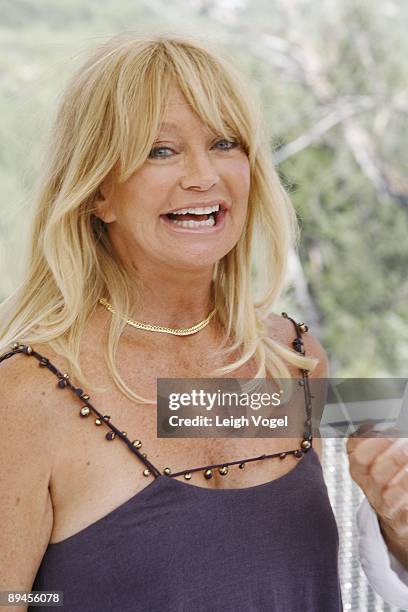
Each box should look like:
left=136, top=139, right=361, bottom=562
left=0, top=32, right=317, bottom=403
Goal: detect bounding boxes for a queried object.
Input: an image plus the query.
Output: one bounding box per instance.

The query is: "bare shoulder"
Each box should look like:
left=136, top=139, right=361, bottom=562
left=264, top=311, right=329, bottom=377
left=0, top=342, right=69, bottom=455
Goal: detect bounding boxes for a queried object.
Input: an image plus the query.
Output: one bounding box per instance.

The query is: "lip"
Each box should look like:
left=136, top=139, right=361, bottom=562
left=160, top=207, right=228, bottom=234
left=162, top=199, right=230, bottom=215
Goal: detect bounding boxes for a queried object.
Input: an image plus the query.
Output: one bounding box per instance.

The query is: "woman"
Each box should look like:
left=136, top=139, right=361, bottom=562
left=0, top=33, right=407, bottom=611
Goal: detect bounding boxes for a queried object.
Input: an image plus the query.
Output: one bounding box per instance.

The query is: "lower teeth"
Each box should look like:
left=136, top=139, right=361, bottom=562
left=170, top=216, right=215, bottom=228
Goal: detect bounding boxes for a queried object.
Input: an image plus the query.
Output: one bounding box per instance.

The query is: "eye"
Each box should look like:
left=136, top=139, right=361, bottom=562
left=148, top=146, right=175, bottom=159
left=214, top=139, right=240, bottom=151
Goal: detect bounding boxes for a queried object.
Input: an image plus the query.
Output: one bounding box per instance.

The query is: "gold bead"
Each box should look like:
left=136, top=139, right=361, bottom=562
left=80, top=406, right=90, bottom=417
left=26, top=346, right=33, bottom=355
left=12, top=342, right=19, bottom=349
left=143, top=469, right=151, bottom=477
left=238, top=463, right=245, bottom=469
left=122, top=431, right=127, bottom=436
left=132, top=440, right=142, bottom=449
left=184, top=472, right=192, bottom=480
left=298, top=323, right=309, bottom=333
left=95, top=418, right=102, bottom=426
left=163, top=467, right=172, bottom=475
left=218, top=466, right=229, bottom=476
left=63, top=373, right=70, bottom=379
left=204, top=469, right=213, bottom=479
left=82, top=394, right=90, bottom=400
left=142, top=453, right=147, bottom=458
left=279, top=452, right=287, bottom=460
left=301, top=440, right=312, bottom=451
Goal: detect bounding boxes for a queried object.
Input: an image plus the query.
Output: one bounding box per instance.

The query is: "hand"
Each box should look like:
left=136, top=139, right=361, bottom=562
left=347, top=427, right=408, bottom=568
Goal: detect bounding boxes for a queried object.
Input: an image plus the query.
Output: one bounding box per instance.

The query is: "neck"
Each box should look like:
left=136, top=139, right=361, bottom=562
left=122, top=262, right=216, bottom=330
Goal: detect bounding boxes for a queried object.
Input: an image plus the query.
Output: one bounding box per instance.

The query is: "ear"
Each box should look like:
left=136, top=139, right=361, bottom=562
left=94, top=175, right=117, bottom=223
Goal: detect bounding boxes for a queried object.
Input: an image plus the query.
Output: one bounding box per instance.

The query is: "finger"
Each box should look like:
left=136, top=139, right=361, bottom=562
left=346, top=424, right=399, bottom=454
left=347, top=426, right=402, bottom=454
left=370, top=440, right=408, bottom=489
left=352, top=421, right=376, bottom=436
left=381, top=486, right=408, bottom=521
left=346, top=421, right=376, bottom=453
left=390, top=466, right=408, bottom=488
left=347, top=437, right=395, bottom=475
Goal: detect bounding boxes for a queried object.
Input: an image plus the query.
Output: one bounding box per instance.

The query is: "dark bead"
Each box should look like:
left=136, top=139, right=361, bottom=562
left=281, top=312, right=288, bottom=318
left=75, top=388, right=84, bottom=397
left=292, top=338, right=304, bottom=353
left=39, top=358, right=49, bottom=367
left=294, top=449, right=303, bottom=458
left=303, top=431, right=312, bottom=440
left=279, top=452, right=287, bottom=460
left=305, top=419, right=312, bottom=427
left=238, top=463, right=245, bottom=469
left=106, top=431, right=116, bottom=441
left=103, top=415, right=111, bottom=421
left=298, top=380, right=305, bottom=387
left=57, top=379, right=67, bottom=388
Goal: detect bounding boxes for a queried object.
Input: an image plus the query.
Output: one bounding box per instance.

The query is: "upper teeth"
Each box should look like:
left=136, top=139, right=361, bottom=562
left=170, top=204, right=220, bottom=215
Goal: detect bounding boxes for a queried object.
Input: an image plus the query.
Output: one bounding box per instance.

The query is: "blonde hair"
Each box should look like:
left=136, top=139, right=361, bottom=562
left=0, top=32, right=317, bottom=403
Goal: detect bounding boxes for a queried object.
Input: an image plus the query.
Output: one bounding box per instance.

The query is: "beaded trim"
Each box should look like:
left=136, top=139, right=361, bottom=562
left=1, top=313, right=313, bottom=481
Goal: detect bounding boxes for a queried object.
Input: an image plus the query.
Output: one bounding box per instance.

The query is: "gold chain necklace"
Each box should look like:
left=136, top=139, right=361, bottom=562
left=98, top=297, right=216, bottom=336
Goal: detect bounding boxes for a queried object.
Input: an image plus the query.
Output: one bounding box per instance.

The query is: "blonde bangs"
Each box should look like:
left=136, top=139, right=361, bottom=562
left=115, top=36, right=256, bottom=182
left=161, top=40, right=256, bottom=158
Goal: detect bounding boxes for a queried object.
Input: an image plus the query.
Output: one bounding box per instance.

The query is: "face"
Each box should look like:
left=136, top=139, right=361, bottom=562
left=95, top=85, right=251, bottom=273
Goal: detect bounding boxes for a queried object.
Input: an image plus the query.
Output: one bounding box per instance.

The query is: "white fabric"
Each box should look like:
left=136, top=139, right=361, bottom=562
left=357, top=496, right=408, bottom=609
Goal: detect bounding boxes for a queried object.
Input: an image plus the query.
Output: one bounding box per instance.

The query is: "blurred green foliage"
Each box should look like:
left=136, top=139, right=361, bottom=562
left=0, top=0, right=407, bottom=376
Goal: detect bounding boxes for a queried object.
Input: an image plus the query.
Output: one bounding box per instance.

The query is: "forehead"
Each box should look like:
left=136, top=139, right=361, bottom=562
left=157, top=86, right=216, bottom=136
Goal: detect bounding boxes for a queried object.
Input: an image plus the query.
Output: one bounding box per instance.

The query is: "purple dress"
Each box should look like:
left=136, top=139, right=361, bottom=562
left=1, top=314, right=342, bottom=611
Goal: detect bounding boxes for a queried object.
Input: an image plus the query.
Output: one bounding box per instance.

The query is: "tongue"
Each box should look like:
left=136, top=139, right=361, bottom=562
left=168, top=212, right=210, bottom=222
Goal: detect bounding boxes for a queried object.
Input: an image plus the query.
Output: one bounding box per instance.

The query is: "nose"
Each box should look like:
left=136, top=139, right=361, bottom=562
left=180, top=150, right=220, bottom=191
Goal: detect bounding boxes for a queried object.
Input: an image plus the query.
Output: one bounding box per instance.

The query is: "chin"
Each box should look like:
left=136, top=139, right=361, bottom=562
left=167, top=257, right=219, bottom=271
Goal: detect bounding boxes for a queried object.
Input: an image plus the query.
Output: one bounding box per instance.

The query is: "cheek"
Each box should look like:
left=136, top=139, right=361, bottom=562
left=119, top=171, right=172, bottom=213
left=230, top=159, right=251, bottom=194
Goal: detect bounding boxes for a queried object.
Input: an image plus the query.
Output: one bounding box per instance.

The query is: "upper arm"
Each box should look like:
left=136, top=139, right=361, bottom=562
left=0, top=353, right=54, bottom=605
left=302, top=331, right=330, bottom=378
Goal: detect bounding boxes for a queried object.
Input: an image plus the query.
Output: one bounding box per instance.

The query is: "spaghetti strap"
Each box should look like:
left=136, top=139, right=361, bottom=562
left=1, top=316, right=313, bottom=482
left=0, top=345, right=162, bottom=479
left=281, top=311, right=309, bottom=355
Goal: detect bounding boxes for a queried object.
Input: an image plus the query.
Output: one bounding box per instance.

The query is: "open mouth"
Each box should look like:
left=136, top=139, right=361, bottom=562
left=160, top=204, right=227, bottom=230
